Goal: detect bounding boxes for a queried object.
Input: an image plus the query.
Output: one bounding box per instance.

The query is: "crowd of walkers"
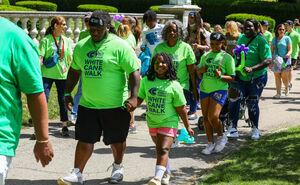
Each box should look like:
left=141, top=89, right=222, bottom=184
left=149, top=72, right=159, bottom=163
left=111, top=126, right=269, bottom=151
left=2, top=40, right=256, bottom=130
left=0, top=9, right=299, bottom=185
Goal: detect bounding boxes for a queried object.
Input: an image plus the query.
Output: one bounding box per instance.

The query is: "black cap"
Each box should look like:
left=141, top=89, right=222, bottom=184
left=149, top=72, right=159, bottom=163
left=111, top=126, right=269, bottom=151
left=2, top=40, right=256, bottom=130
left=284, top=20, right=293, bottom=25
left=261, top=20, right=269, bottom=26
left=89, top=11, right=110, bottom=28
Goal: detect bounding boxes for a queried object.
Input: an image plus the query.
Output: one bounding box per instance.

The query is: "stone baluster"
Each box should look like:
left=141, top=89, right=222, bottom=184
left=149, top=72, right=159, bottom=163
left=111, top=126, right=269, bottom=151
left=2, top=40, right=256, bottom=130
left=30, top=18, right=39, bottom=45
left=39, top=18, right=48, bottom=40
left=73, top=18, right=81, bottom=44
left=12, top=17, right=20, bottom=25
left=65, top=17, right=73, bottom=39
left=21, top=18, right=29, bottom=35
left=82, top=18, right=86, bottom=30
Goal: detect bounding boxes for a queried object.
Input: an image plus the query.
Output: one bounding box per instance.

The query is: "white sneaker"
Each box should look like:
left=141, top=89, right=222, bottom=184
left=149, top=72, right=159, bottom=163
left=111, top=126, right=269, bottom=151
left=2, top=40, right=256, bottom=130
left=161, top=171, right=171, bottom=185
left=57, top=168, right=83, bottom=185
left=251, top=127, right=260, bottom=140
left=148, top=177, right=161, bottom=185
left=201, top=142, right=215, bottom=155
left=224, top=126, right=239, bottom=138
left=109, top=163, right=124, bottom=184
left=273, top=94, right=281, bottom=99
left=214, top=135, right=228, bottom=153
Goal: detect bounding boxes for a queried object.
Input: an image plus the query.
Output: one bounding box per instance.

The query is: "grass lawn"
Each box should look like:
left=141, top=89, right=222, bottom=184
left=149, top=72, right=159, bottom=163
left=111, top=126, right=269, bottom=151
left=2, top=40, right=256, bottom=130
left=199, top=126, right=300, bottom=185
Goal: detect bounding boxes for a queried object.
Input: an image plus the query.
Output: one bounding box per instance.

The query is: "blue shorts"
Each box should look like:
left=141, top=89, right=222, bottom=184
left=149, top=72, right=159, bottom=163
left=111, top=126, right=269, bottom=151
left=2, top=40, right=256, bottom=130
left=200, top=90, right=228, bottom=106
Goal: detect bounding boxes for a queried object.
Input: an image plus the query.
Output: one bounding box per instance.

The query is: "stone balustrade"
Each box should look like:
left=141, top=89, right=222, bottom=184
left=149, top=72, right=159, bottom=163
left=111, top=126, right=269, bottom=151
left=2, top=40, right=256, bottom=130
left=0, top=11, right=176, bottom=46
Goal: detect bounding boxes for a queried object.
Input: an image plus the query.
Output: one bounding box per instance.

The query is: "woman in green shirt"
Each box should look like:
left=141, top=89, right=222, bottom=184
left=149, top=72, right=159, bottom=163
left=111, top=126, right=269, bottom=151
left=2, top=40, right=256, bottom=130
left=38, top=16, right=72, bottom=136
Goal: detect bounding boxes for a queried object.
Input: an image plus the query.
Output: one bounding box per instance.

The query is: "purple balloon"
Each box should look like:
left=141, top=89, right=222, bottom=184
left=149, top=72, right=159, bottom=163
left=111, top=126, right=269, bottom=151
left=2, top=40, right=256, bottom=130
left=233, top=44, right=250, bottom=57
left=113, top=14, right=124, bottom=22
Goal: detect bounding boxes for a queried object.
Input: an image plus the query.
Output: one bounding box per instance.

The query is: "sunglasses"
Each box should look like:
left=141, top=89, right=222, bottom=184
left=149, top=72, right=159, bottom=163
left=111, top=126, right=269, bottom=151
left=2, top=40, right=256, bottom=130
left=59, top=23, right=66, bottom=26
left=85, top=19, right=89, bottom=23
left=189, top=12, right=195, bottom=15
left=279, top=28, right=285, bottom=31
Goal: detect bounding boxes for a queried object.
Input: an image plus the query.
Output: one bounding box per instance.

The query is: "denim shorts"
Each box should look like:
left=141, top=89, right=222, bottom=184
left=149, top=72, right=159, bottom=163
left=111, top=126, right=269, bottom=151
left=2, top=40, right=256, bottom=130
left=200, top=90, right=228, bottom=106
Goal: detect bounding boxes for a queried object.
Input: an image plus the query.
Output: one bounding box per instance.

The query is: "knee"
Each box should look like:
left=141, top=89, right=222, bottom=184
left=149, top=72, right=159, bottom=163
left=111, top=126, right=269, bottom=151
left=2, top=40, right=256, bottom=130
left=228, top=88, right=242, bottom=102
left=246, top=96, right=259, bottom=110
left=157, top=147, right=170, bottom=156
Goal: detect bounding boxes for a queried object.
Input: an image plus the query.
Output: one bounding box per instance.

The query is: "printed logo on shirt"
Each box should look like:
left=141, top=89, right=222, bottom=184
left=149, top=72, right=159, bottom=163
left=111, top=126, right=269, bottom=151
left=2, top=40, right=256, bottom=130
left=170, top=54, right=179, bottom=71
left=205, top=57, right=219, bottom=79
left=146, top=32, right=159, bottom=45
left=83, top=51, right=104, bottom=79
left=148, top=88, right=167, bottom=114
left=213, top=92, right=222, bottom=101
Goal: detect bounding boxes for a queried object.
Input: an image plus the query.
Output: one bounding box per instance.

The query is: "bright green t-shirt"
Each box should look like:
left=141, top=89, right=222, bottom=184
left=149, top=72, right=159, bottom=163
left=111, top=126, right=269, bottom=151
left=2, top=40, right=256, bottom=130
left=71, top=33, right=140, bottom=109
left=236, top=34, right=271, bottom=81
left=264, top=30, right=273, bottom=44
left=138, top=77, right=186, bottom=129
left=78, top=29, right=90, bottom=42
left=199, top=51, right=235, bottom=93
left=38, top=34, right=72, bottom=79
left=152, top=40, right=196, bottom=90
left=123, top=33, right=136, bottom=49
left=0, top=17, right=44, bottom=157
left=286, top=30, right=300, bottom=59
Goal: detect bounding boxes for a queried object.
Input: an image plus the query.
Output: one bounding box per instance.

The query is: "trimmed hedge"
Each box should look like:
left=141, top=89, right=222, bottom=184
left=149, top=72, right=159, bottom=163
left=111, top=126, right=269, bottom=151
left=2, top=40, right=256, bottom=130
left=193, top=0, right=300, bottom=26
left=16, top=1, right=57, bottom=11
left=77, top=4, right=118, bottom=13
left=1, top=0, right=10, bottom=5
left=0, top=4, right=35, bottom=11
left=226, top=13, right=276, bottom=32
left=149, top=5, right=161, bottom=14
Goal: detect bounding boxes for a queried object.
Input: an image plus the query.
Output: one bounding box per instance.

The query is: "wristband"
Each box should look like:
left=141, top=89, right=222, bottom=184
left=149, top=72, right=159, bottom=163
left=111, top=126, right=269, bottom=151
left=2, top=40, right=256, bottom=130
left=36, top=139, right=49, bottom=143
left=220, top=75, right=224, bottom=79
left=64, top=93, right=71, bottom=96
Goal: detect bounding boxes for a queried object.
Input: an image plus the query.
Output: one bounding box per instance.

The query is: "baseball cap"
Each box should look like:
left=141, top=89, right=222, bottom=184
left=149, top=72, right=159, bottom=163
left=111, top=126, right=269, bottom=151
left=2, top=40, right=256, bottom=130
left=284, top=20, right=293, bottom=25
left=84, top=12, right=92, bottom=19
left=261, top=20, right=269, bottom=26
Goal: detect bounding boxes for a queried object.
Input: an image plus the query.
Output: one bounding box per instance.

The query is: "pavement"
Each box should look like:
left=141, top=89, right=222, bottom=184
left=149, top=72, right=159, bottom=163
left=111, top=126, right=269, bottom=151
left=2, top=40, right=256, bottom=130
left=6, top=70, right=300, bottom=185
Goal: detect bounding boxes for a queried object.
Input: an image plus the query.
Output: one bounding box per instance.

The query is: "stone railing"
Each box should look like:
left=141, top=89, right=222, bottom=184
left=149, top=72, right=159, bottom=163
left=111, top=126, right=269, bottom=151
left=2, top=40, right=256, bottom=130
left=0, top=11, right=176, bottom=46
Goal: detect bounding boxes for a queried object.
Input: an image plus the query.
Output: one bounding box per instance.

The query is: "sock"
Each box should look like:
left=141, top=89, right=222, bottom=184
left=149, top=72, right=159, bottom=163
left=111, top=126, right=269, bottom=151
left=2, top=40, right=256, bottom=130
left=166, top=158, right=171, bottom=174
left=154, top=165, right=166, bottom=180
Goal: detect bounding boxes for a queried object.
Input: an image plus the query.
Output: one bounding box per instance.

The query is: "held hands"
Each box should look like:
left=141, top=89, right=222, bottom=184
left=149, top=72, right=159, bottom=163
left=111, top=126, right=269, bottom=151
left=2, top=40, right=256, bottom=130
left=124, top=97, right=138, bottom=112
left=64, top=96, right=74, bottom=111
left=214, top=68, right=222, bottom=78
left=34, top=141, right=54, bottom=167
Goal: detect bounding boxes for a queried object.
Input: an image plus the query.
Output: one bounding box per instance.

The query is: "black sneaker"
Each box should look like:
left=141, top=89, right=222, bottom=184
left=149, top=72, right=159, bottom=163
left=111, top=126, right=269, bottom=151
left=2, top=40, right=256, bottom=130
left=61, top=127, right=69, bottom=137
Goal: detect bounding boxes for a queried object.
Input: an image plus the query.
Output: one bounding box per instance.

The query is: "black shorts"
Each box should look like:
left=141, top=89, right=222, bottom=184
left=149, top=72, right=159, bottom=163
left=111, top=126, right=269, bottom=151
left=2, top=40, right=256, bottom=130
left=291, top=58, right=297, bottom=66
left=75, top=105, right=131, bottom=145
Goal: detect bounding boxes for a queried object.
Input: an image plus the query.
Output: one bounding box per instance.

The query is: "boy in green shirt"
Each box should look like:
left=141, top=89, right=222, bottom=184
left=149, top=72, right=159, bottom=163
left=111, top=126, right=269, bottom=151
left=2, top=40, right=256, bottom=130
left=261, top=20, right=272, bottom=45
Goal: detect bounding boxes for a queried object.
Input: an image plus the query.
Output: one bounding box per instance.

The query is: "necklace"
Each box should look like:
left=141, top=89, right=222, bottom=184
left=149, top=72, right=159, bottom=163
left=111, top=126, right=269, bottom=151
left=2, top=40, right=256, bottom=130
left=92, top=39, right=106, bottom=56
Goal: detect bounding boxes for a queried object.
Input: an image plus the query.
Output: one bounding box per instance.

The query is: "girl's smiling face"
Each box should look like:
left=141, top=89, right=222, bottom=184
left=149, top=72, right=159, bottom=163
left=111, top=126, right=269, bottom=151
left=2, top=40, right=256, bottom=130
left=155, top=55, right=168, bottom=79
left=210, top=40, right=223, bottom=53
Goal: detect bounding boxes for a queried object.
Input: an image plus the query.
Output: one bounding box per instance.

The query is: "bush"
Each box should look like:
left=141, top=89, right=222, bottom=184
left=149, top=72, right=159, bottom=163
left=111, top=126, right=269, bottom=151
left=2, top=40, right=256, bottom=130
left=0, top=4, right=35, bottom=11
left=149, top=5, right=161, bottom=14
left=226, top=13, right=276, bottom=32
left=193, top=0, right=300, bottom=26
left=77, top=4, right=118, bottom=13
left=15, top=1, right=57, bottom=11
left=1, top=0, right=10, bottom=5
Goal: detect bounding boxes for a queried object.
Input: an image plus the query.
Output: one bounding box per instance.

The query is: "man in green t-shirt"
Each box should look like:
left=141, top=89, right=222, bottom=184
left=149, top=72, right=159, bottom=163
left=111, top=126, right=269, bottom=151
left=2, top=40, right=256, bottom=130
left=285, top=20, right=300, bottom=90
left=0, top=16, right=53, bottom=185
left=261, top=20, right=272, bottom=45
left=58, top=11, right=140, bottom=185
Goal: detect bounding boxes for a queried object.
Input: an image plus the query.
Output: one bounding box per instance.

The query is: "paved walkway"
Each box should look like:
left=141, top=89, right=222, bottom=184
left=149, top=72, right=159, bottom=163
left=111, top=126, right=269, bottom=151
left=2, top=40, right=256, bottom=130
left=6, top=70, right=300, bottom=185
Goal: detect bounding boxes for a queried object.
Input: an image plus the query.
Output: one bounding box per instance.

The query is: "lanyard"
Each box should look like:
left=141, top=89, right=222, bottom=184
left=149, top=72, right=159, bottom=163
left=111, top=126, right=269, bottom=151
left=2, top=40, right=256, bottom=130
left=51, top=34, right=64, bottom=60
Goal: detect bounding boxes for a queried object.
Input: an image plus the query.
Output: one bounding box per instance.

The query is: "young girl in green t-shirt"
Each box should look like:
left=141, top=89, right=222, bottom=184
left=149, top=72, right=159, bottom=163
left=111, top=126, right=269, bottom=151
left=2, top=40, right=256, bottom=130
left=197, top=32, right=236, bottom=155
left=137, top=52, right=194, bottom=185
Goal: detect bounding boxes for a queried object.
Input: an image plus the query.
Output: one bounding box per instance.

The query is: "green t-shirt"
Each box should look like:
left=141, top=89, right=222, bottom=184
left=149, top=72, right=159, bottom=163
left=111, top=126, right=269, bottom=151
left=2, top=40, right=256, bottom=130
left=152, top=40, right=196, bottom=90
left=38, top=34, right=72, bottom=79
left=286, top=30, right=300, bottom=59
left=78, top=29, right=90, bottom=42
left=123, top=33, right=136, bottom=49
left=264, top=30, right=273, bottom=44
left=138, top=77, right=186, bottom=129
left=71, top=33, right=140, bottom=109
left=236, top=34, right=271, bottom=81
left=199, top=51, right=235, bottom=93
left=296, top=28, right=300, bottom=34
left=0, top=17, right=44, bottom=157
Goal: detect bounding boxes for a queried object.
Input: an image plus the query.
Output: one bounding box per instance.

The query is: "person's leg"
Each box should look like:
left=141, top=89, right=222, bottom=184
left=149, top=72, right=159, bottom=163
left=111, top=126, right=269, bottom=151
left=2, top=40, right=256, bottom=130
left=207, top=97, right=223, bottom=136
left=74, top=142, right=94, bottom=172
left=72, top=79, right=82, bottom=116
left=273, top=72, right=282, bottom=95
left=200, top=97, right=213, bottom=143
left=0, top=155, right=12, bottom=185
left=281, top=70, right=290, bottom=95
left=42, top=77, right=54, bottom=102
left=110, top=142, right=126, bottom=164
left=55, top=79, right=68, bottom=128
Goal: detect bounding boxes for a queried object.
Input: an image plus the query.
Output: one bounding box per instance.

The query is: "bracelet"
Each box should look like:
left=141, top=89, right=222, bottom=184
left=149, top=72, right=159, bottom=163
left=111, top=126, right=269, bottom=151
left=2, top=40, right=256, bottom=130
left=220, top=75, right=224, bottom=79
left=36, top=139, right=49, bottom=143
left=64, top=93, right=71, bottom=96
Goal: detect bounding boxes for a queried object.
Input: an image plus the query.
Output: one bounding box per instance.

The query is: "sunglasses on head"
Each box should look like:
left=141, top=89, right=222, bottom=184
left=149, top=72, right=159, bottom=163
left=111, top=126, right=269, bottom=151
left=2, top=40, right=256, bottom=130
left=189, top=12, right=195, bottom=15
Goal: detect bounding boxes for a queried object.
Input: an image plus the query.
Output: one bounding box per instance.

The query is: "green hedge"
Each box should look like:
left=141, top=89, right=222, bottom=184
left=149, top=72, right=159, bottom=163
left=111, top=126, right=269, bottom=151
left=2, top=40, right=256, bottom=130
left=226, top=13, right=276, bottom=32
left=149, top=5, right=161, bottom=14
left=0, top=4, right=35, bottom=11
left=16, top=1, right=57, bottom=11
left=1, top=0, right=10, bottom=5
left=193, top=0, right=300, bottom=26
left=77, top=4, right=118, bottom=13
